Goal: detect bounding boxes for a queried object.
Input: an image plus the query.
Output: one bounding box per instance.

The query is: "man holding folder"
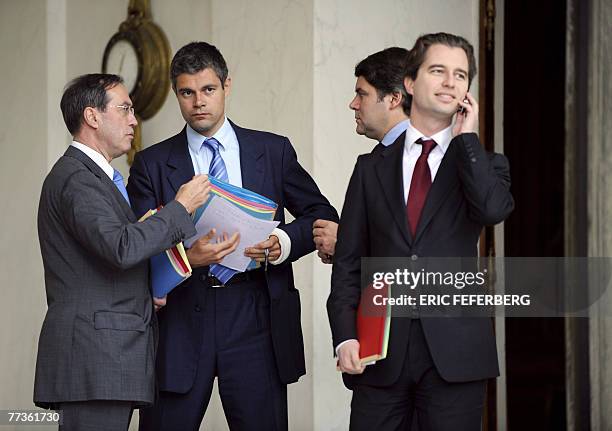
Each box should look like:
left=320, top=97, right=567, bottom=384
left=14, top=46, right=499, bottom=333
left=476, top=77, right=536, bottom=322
left=34, top=73, right=210, bottom=430
left=128, top=42, right=338, bottom=430
left=327, top=33, right=514, bottom=430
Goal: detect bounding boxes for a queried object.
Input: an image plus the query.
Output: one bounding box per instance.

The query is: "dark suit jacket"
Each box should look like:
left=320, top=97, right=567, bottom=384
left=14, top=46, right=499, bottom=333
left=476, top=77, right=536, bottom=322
left=34, top=146, right=196, bottom=408
left=127, top=121, right=338, bottom=391
left=327, top=132, right=514, bottom=389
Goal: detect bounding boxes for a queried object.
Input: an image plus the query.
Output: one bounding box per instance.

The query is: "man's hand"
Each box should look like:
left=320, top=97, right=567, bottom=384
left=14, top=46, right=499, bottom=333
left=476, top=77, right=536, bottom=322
left=317, top=250, right=333, bottom=264
left=175, top=175, right=210, bottom=214
left=313, top=219, right=338, bottom=264
left=244, top=235, right=281, bottom=262
left=337, top=340, right=364, bottom=374
left=153, top=296, right=167, bottom=312
left=186, top=229, right=240, bottom=267
left=452, top=92, right=479, bottom=137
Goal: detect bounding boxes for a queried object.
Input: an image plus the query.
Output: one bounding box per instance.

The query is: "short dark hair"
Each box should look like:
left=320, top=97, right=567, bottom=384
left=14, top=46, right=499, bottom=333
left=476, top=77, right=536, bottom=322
left=405, top=32, right=477, bottom=86
left=355, top=47, right=411, bottom=115
left=60, top=73, right=123, bottom=135
left=170, top=42, right=229, bottom=91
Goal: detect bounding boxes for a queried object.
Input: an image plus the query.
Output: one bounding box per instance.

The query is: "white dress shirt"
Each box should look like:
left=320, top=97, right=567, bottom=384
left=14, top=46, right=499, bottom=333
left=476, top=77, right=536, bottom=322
left=185, top=117, right=291, bottom=264
left=402, top=121, right=452, bottom=202
left=70, top=141, right=114, bottom=181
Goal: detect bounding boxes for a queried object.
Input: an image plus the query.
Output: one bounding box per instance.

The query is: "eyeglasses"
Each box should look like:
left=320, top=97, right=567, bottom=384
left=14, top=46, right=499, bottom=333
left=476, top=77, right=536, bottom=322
left=110, top=104, right=135, bottom=115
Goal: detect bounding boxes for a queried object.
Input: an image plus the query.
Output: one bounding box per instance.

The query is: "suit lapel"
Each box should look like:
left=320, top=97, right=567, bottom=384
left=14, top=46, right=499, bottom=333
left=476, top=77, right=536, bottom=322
left=65, top=146, right=136, bottom=222
left=413, top=140, right=458, bottom=242
left=232, top=121, right=265, bottom=193
left=375, top=133, right=412, bottom=246
left=166, top=128, right=195, bottom=194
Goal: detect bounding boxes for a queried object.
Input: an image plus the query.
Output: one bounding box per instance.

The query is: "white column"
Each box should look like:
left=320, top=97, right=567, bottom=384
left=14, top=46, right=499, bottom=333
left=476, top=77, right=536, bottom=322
left=0, top=2, right=55, bottom=430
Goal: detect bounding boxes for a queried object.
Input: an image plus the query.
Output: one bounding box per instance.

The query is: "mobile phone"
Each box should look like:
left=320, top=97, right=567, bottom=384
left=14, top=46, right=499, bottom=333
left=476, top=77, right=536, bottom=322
left=457, top=97, right=469, bottom=114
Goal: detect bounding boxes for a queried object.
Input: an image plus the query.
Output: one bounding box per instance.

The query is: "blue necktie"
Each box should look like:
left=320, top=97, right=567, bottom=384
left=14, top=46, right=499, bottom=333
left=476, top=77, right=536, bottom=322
left=113, top=169, right=131, bottom=205
left=202, top=137, right=229, bottom=182
left=201, top=138, right=236, bottom=283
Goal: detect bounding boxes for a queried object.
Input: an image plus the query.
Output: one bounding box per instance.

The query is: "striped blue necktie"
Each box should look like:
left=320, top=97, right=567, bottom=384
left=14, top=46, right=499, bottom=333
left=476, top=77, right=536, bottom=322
left=202, top=138, right=236, bottom=283
left=112, top=169, right=131, bottom=205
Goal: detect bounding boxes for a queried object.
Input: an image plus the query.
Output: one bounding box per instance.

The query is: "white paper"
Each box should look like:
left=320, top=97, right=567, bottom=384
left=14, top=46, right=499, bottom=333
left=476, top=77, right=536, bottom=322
left=184, top=196, right=280, bottom=271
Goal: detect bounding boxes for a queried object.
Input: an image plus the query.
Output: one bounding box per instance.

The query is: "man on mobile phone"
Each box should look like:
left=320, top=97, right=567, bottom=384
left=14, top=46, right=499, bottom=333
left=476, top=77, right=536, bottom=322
left=327, top=33, right=514, bottom=430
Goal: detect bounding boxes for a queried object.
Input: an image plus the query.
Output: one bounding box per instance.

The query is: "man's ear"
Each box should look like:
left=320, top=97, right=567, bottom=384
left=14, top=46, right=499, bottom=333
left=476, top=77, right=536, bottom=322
left=404, top=76, right=414, bottom=96
left=389, top=91, right=403, bottom=110
left=223, top=76, right=232, bottom=97
left=83, top=107, right=99, bottom=129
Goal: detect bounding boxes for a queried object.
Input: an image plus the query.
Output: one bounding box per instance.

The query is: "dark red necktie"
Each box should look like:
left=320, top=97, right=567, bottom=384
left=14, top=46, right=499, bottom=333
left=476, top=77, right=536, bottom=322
left=407, top=139, right=437, bottom=236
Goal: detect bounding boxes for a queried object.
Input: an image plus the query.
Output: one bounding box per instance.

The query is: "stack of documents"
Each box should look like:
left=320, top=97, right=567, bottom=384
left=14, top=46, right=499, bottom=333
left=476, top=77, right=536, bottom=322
left=185, top=177, right=279, bottom=273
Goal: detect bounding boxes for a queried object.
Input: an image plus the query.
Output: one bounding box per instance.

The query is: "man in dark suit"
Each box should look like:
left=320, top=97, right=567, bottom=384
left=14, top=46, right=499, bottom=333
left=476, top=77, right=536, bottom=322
left=34, top=74, right=210, bottom=431
left=127, top=42, right=338, bottom=431
left=314, top=47, right=411, bottom=263
left=327, top=33, right=514, bottom=430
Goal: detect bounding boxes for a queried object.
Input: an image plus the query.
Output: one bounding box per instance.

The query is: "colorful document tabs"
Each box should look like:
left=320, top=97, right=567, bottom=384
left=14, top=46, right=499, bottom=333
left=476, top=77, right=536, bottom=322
left=185, top=177, right=279, bottom=273
left=192, top=176, right=278, bottom=225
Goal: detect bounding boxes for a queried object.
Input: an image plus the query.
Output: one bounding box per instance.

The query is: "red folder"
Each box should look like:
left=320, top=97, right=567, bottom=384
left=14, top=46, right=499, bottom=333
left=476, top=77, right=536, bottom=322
left=357, top=283, right=392, bottom=365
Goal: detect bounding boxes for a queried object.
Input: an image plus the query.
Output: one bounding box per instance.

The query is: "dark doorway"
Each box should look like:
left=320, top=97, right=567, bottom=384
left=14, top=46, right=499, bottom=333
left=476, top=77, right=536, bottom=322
left=503, top=0, right=569, bottom=429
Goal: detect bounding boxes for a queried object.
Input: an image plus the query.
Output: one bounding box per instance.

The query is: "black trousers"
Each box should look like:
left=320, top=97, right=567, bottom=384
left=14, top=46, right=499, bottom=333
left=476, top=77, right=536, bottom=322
left=58, top=400, right=133, bottom=431
left=140, top=279, right=287, bottom=431
left=350, top=320, right=485, bottom=431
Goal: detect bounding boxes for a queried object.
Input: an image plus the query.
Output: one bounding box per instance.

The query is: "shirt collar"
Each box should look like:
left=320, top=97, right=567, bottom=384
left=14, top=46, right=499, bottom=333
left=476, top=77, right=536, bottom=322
left=381, top=119, right=410, bottom=146
left=404, top=120, right=453, bottom=154
left=186, top=117, right=233, bottom=154
left=70, top=141, right=114, bottom=180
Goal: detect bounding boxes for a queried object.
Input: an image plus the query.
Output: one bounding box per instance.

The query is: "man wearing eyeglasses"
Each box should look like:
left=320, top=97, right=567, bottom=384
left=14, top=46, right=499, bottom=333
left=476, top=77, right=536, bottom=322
left=34, top=73, right=211, bottom=430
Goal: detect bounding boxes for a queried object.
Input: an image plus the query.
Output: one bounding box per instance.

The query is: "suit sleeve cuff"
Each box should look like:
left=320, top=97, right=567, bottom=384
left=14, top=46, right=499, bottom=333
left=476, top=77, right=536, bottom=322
left=164, top=200, right=197, bottom=240
left=270, top=227, right=291, bottom=265
left=335, top=339, right=358, bottom=357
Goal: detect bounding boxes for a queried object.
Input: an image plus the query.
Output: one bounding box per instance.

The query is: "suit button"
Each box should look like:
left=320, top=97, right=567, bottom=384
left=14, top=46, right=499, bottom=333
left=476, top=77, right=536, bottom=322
left=471, top=157, right=477, bottom=163
left=194, top=305, right=201, bottom=312
left=200, top=274, right=207, bottom=282
left=411, top=254, right=418, bottom=261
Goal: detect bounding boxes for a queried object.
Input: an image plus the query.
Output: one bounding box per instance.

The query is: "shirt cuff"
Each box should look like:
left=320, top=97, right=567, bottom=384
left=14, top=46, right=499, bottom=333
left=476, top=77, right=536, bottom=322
left=335, top=339, right=358, bottom=357
left=270, top=228, right=291, bottom=265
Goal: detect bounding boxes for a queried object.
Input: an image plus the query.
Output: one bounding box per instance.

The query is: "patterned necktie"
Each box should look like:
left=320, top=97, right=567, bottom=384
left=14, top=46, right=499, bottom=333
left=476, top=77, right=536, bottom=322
left=202, top=137, right=229, bottom=182
left=406, top=139, right=436, bottom=237
left=112, top=169, right=131, bottom=205
left=201, top=137, right=235, bottom=283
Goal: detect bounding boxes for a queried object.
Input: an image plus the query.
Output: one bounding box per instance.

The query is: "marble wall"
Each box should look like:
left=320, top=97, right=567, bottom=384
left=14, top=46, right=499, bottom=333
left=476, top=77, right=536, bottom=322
left=0, top=4, right=48, bottom=430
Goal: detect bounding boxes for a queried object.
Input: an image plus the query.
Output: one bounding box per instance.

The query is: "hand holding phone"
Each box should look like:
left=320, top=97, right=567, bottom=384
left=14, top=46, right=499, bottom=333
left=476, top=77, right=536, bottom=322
left=452, top=92, right=478, bottom=136
left=457, top=97, right=469, bottom=115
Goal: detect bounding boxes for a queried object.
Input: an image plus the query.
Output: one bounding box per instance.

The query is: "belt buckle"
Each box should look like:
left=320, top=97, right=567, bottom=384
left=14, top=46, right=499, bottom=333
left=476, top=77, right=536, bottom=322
left=209, top=276, right=225, bottom=288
